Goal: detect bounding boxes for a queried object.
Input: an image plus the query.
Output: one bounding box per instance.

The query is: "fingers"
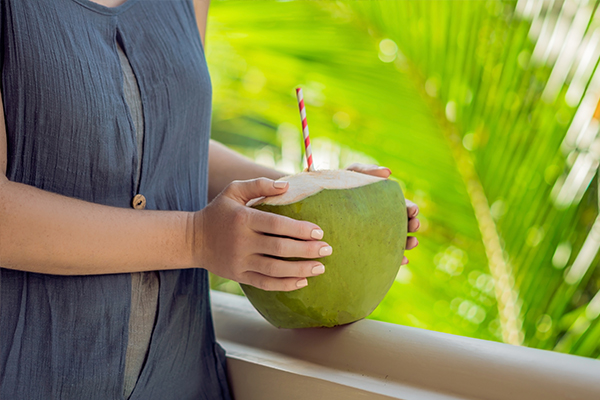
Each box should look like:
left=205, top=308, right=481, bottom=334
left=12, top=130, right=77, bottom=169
left=225, top=178, right=289, bottom=205
left=241, top=249, right=329, bottom=292
left=403, top=198, right=420, bottom=265
left=406, top=199, right=419, bottom=218
left=248, top=255, right=325, bottom=278
left=242, top=272, right=310, bottom=292
left=408, top=217, right=420, bottom=232
left=248, top=208, right=324, bottom=240
left=346, top=163, right=392, bottom=178
left=406, top=236, right=418, bottom=250
left=405, top=200, right=420, bottom=266
left=257, top=234, right=332, bottom=259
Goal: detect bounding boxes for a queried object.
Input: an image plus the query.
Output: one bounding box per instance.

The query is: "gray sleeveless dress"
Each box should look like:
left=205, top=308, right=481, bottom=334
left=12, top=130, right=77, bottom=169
left=0, top=0, right=232, bottom=399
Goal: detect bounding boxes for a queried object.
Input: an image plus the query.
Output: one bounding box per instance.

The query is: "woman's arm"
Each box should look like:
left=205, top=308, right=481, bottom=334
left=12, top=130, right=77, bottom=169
left=193, top=0, right=210, bottom=47
left=0, top=177, right=193, bottom=275
left=208, top=140, right=285, bottom=202
left=0, top=1, right=218, bottom=276
left=0, top=97, right=328, bottom=289
left=0, top=0, right=329, bottom=288
left=0, top=103, right=193, bottom=275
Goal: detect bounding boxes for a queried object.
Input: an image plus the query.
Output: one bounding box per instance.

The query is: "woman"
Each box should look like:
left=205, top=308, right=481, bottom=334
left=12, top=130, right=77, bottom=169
left=0, top=0, right=419, bottom=398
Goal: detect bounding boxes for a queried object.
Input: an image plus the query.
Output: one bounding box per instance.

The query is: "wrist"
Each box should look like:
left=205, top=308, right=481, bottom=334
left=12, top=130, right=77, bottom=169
left=185, top=210, right=202, bottom=269
left=158, top=210, right=198, bottom=271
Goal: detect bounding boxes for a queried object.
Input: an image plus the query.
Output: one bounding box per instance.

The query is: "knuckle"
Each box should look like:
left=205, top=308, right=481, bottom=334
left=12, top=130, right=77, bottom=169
left=229, top=264, right=247, bottom=281
left=230, top=235, right=250, bottom=255
left=272, top=240, right=286, bottom=256
left=292, top=263, right=307, bottom=278
left=256, top=177, right=270, bottom=185
left=226, top=180, right=241, bottom=192
left=232, top=207, right=248, bottom=226
left=296, top=264, right=310, bottom=277
left=259, top=278, right=276, bottom=292
left=262, top=260, right=277, bottom=277
left=254, top=177, right=269, bottom=190
left=269, top=216, right=284, bottom=232
left=305, top=262, right=317, bottom=276
left=296, top=220, right=309, bottom=234
left=233, top=271, right=245, bottom=283
left=284, top=280, right=300, bottom=292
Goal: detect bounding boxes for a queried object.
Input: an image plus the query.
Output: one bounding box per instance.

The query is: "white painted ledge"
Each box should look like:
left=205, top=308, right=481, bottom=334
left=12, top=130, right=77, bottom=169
left=211, top=290, right=600, bottom=400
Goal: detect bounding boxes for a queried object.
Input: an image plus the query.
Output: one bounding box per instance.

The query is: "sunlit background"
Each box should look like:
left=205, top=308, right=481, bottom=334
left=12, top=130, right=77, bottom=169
left=205, top=0, right=600, bottom=359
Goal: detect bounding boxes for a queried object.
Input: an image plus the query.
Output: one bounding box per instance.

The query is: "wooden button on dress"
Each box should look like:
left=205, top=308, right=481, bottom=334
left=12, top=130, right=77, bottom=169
left=132, top=194, right=147, bottom=210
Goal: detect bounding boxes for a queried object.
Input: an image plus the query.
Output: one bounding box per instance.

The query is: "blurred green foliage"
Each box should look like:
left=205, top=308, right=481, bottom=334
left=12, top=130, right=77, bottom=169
left=206, top=0, right=600, bottom=358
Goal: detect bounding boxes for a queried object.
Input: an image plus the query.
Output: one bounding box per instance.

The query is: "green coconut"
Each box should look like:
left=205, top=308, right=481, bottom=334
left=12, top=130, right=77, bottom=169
left=242, top=169, right=407, bottom=329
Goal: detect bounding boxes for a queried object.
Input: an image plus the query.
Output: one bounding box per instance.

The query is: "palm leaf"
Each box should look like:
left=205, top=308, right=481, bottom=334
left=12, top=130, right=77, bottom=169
left=206, top=0, right=600, bottom=357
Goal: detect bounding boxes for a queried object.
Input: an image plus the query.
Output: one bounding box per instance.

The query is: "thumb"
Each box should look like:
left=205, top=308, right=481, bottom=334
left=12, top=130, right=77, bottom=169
left=225, top=178, right=289, bottom=205
left=346, top=163, right=391, bottom=178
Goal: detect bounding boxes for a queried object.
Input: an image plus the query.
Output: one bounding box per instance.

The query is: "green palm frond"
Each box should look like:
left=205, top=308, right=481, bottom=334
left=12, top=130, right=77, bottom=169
left=207, top=0, right=600, bottom=358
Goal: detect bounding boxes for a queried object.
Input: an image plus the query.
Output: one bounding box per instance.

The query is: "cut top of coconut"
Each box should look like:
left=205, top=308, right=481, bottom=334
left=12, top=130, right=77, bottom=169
left=250, top=169, right=385, bottom=206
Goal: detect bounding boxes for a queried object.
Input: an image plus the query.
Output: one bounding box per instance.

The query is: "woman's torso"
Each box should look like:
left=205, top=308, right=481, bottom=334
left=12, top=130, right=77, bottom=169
left=0, top=0, right=230, bottom=398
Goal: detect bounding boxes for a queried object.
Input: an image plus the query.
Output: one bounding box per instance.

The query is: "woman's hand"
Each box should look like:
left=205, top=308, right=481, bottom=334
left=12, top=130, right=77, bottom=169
left=346, top=163, right=420, bottom=265
left=194, top=178, right=332, bottom=291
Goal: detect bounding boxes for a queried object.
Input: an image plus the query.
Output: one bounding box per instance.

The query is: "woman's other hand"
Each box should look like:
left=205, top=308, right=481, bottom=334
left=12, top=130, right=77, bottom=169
left=194, top=178, right=331, bottom=292
left=346, top=163, right=420, bottom=265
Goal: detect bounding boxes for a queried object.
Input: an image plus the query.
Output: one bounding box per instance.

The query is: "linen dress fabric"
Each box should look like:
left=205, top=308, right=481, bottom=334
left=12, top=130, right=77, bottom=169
left=0, top=0, right=232, bottom=399
left=115, top=40, right=160, bottom=399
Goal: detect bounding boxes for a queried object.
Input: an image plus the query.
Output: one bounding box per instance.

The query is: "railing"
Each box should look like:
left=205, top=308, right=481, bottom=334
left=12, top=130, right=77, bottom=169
left=211, top=291, right=600, bottom=400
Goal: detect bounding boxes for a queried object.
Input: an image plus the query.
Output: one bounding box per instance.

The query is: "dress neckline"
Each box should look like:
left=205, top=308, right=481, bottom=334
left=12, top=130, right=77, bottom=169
left=70, top=0, right=140, bottom=15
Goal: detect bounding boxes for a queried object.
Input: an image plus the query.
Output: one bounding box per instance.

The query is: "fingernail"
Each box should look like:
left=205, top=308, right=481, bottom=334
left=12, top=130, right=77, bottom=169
left=297, top=279, right=308, bottom=288
left=378, top=167, right=392, bottom=174
left=319, top=246, right=333, bottom=257
left=273, top=181, right=288, bottom=189
left=312, top=264, right=325, bottom=275
left=416, top=220, right=421, bottom=231
left=311, top=229, right=324, bottom=240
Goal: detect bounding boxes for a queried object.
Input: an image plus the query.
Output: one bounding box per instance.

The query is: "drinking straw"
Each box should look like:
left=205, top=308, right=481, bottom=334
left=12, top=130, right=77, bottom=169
left=295, top=87, right=316, bottom=172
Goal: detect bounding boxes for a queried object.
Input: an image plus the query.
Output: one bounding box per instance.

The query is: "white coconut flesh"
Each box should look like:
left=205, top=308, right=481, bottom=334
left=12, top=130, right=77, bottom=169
left=251, top=169, right=385, bottom=206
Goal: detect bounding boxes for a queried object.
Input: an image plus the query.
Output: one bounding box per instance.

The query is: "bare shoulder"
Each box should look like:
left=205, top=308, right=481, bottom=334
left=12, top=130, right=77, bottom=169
left=193, top=0, right=210, bottom=46
left=193, top=0, right=210, bottom=12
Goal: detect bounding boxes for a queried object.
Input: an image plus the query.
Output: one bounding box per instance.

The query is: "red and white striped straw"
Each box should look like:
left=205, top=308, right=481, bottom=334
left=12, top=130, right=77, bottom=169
left=295, top=87, right=315, bottom=172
